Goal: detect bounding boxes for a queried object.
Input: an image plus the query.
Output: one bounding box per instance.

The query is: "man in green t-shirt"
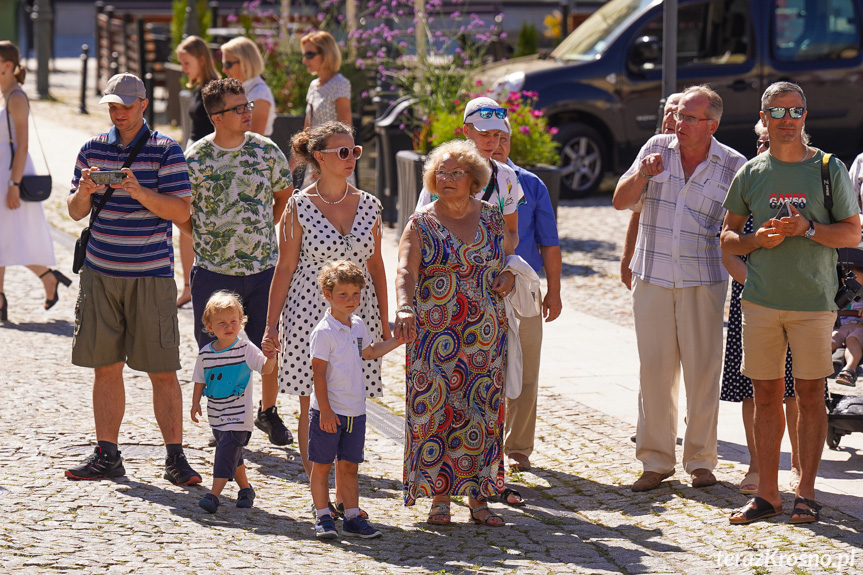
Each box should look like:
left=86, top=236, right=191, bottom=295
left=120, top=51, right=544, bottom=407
left=721, top=82, right=861, bottom=525
left=177, top=78, right=295, bottom=447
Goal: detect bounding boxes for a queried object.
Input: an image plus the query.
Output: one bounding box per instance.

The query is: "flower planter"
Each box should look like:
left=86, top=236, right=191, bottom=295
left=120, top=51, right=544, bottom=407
left=396, top=150, right=426, bottom=235
left=526, top=164, right=561, bottom=219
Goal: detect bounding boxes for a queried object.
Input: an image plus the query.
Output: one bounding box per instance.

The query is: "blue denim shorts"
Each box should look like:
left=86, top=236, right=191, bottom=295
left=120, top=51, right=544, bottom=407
left=212, top=429, right=251, bottom=480
left=308, top=409, right=365, bottom=464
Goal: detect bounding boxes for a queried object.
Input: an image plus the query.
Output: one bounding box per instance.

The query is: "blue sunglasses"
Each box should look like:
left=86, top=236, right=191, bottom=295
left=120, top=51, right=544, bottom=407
left=466, top=107, right=507, bottom=120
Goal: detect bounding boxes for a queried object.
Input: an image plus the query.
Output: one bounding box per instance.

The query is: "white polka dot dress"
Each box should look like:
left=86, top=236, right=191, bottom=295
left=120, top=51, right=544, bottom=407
left=278, top=190, right=384, bottom=397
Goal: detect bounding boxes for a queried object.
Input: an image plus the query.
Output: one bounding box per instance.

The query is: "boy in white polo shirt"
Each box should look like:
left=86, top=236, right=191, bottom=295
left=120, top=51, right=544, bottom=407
left=305, top=260, right=408, bottom=539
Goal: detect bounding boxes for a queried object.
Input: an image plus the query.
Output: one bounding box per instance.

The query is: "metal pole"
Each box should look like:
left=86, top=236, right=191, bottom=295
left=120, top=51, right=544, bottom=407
left=32, top=0, right=54, bottom=99
left=661, top=0, right=678, bottom=98
left=79, top=44, right=89, bottom=114
left=184, top=0, right=201, bottom=39
left=560, top=1, right=570, bottom=38
left=94, top=1, right=104, bottom=95
left=209, top=1, right=220, bottom=29
left=145, top=72, right=155, bottom=127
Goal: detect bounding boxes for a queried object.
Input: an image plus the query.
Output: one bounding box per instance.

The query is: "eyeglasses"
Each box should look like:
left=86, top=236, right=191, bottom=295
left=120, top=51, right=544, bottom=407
left=211, top=100, right=255, bottom=116
left=756, top=138, right=769, bottom=150
left=673, top=112, right=716, bottom=125
left=434, top=169, right=468, bottom=181
left=763, top=106, right=805, bottom=119
left=466, top=107, right=507, bottom=120
left=222, top=59, right=240, bottom=70
left=320, top=146, right=363, bottom=160
left=302, top=51, right=322, bottom=60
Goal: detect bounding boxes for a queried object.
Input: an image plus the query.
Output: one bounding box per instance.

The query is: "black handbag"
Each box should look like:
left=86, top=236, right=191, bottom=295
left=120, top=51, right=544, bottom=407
left=5, top=89, right=51, bottom=202
left=72, top=130, right=151, bottom=274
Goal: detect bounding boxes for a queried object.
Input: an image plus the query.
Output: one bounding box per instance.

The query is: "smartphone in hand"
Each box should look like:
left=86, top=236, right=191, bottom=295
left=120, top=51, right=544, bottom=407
left=774, top=199, right=792, bottom=220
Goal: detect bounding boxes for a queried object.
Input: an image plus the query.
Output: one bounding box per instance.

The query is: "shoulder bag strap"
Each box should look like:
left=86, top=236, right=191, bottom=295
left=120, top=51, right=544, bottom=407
left=481, top=159, right=499, bottom=202
left=88, top=129, right=152, bottom=224
left=821, top=152, right=834, bottom=223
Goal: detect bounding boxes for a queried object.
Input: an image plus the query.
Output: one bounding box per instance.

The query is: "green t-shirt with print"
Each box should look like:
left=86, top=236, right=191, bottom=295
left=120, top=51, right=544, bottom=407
left=186, top=133, right=292, bottom=275
left=723, top=149, right=860, bottom=311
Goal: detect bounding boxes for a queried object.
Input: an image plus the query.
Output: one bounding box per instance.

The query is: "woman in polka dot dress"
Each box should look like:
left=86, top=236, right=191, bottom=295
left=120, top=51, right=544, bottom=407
left=264, top=121, right=390, bottom=487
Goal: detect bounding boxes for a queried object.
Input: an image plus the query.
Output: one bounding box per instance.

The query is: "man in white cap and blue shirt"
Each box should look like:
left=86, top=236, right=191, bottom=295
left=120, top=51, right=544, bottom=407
left=65, top=73, right=202, bottom=487
left=416, top=96, right=524, bottom=246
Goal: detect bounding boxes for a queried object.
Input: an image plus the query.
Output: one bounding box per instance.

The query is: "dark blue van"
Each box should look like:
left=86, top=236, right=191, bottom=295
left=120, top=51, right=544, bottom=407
left=483, top=0, right=863, bottom=196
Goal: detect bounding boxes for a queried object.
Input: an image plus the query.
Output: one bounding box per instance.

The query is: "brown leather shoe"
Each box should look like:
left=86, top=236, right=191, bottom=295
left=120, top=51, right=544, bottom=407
left=508, top=453, right=531, bottom=471
left=691, top=468, right=717, bottom=488
left=631, top=470, right=674, bottom=492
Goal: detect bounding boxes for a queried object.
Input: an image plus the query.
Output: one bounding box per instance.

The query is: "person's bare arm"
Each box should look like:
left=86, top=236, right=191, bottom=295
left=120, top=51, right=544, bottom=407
left=539, top=244, right=562, bottom=321
left=366, top=218, right=392, bottom=340
left=721, top=211, right=784, bottom=255
left=5, top=92, right=29, bottom=210
left=67, top=168, right=103, bottom=221
left=263, top=206, right=302, bottom=346
left=620, top=212, right=640, bottom=289
left=503, top=212, right=519, bottom=249
left=721, top=251, right=748, bottom=285
left=613, top=153, right=663, bottom=210
left=273, top=185, right=293, bottom=224
left=311, top=358, right=339, bottom=433
left=393, top=223, right=422, bottom=342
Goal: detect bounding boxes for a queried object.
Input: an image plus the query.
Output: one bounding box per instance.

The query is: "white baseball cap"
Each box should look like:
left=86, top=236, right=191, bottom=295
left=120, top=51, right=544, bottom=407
left=99, top=73, right=146, bottom=105
left=463, top=97, right=508, bottom=133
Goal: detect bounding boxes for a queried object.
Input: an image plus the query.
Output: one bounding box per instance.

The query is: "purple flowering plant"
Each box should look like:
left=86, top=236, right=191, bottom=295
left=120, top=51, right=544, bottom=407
left=429, top=89, right=559, bottom=166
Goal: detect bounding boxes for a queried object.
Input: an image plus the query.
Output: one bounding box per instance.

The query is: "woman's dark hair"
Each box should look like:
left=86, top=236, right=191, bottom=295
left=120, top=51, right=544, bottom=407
left=290, top=121, right=354, bottom=172
left=0, top=41, right=26, bottom=84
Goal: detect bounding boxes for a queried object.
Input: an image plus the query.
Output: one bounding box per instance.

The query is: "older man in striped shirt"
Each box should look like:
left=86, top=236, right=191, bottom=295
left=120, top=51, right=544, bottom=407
left=64, top=74, right=201, bottom=487
left=613, top=85, right=746, bottom=492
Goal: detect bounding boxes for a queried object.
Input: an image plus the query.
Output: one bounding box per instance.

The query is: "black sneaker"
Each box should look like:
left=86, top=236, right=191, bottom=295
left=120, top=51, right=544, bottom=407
left=164, top=451, right=202, bottom=486
left=255, top=403, right=293, bottom=446
left=65, top=446, right=125, bottom=480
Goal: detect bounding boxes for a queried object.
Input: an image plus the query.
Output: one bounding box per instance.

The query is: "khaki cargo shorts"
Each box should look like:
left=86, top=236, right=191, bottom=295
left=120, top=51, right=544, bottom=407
left=72, top=266, right=181, bottom=373
left=741, top=300, right=835, bottom=381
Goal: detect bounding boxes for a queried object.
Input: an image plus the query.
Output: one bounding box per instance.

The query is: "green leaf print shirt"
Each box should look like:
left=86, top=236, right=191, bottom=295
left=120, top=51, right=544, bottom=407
left=186, top=133, right=292, bottom=275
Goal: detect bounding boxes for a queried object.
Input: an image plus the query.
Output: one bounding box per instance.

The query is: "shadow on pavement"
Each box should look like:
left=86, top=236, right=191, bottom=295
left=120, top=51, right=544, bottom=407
left=0, top=318, right=74, bottom=336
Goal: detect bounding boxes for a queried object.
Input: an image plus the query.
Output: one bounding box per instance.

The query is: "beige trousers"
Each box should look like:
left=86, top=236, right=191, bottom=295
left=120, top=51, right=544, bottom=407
left=504, top=290, right=543, bottom=457
left=632, top=277, right=727, bottom=474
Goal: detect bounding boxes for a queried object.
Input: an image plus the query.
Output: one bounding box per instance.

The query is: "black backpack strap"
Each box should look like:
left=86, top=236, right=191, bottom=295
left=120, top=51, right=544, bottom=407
left=88, top=129, right=151, bottom=224
left=481, top=159, right=499, bottom=202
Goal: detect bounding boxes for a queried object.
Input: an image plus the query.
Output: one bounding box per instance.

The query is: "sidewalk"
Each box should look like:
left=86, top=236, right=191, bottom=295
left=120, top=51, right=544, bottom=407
left=1, top=69, right=862, bottom=575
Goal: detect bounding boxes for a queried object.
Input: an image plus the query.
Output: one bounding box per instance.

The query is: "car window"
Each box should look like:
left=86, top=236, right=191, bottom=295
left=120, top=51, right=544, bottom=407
left=630, top=0, right=751, bottom=70
left=773, top=0, right=860, bottom=61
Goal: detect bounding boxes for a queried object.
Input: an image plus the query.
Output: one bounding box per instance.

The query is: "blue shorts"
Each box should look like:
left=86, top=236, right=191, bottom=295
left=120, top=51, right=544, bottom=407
left=308, top=408, right=366, bottom=464
left=212, top=429, right=251, bottom=480
left=190, top=266, right=275, bottom=350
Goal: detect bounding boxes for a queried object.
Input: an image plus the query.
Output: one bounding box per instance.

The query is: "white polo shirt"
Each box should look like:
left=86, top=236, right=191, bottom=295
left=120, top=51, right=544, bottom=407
left=309, top=310, right=371, bottom=417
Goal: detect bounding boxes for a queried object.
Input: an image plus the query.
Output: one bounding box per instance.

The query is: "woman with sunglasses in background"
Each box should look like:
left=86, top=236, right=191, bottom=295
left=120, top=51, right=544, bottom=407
left=174, top=35, right=221, bottom=307
left=296, top=31, right=353, bottom=188
left=264, top=121, right=389, bottom=517
left=220, top=37, right=275, bottom=137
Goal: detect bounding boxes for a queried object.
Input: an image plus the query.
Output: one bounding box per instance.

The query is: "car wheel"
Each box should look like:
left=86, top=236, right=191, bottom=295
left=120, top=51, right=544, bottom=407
left=555, top=123, right=607, bottom=198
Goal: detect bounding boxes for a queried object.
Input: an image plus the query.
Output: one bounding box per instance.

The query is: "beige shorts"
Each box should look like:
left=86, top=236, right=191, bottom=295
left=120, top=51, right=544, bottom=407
left=72, top=266, right=180, bottom=373
left=741, top=300, right=836, bottom=380
left=832, top=322, right=863, bottom=348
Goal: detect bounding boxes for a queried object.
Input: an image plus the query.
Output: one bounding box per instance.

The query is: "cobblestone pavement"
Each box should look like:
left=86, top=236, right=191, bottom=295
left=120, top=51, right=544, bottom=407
left=1, top=61, right=861, bottom=575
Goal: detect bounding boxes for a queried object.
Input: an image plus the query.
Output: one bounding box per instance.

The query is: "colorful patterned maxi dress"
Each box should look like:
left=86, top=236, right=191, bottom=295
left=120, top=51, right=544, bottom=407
left=403, top=203, right=508, bottom=506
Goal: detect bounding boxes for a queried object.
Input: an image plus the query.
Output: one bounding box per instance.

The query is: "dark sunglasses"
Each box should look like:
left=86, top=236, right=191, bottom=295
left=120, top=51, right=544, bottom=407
left=212, top=100, right=255, bottom=116
left=466, top=107, right=507, bottom=120
left=756, top=138, right=769, bottom=150
left=320, top=145, right=363, bottom=160
left=302, top=51, right=322, bottom=60
left=763, top=106, right=805, bottom=119
left=222, top=59, right=240, bottom=70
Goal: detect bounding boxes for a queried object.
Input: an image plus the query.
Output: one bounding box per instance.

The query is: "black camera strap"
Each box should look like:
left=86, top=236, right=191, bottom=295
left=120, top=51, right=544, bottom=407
left=87, top=128, right=151, bottom=226
left=822, top=152, right=835, bottom=223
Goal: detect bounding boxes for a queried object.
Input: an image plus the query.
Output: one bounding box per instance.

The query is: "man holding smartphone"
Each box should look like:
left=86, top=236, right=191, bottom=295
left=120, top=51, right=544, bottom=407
left=65, top=73, right=201, bottom=486
left=722, top=82, right=860, bottom=525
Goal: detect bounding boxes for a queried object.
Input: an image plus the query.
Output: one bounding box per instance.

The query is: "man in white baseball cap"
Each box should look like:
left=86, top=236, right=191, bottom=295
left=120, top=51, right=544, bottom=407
left=416, top=96, right=523, bottom=246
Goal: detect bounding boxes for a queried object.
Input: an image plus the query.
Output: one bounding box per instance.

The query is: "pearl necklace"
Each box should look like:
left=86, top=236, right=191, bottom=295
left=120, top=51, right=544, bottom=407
left=315, top=180, right=349, bottom=205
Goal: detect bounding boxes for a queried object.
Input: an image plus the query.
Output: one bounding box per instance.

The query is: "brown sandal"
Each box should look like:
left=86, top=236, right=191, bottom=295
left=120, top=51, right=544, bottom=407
left=469, top=505, right=504, bottom=527
left=427, top=502, right=451, bottom=525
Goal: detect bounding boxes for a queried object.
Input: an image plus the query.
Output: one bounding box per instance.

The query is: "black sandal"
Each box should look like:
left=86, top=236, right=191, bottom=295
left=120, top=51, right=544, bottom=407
left=39, top=269, right=72, bottom=310
left=0, top=292, right=7, bottom=321
left=789, top=496, right=822, bottom=524
left=729, top=496, right=783, bottom=525
left=491, top=487, right=526, bottom=507
left=469, top=505, right=505, bottom=527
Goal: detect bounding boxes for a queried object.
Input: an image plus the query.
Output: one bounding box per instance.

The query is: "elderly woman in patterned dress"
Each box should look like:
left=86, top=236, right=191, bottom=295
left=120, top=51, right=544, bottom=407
left=394, top=139, right=516, bottom=527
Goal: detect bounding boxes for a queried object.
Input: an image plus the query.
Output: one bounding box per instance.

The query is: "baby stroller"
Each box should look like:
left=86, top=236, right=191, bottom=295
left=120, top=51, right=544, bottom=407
left=827, top=246, right=863, bottom=449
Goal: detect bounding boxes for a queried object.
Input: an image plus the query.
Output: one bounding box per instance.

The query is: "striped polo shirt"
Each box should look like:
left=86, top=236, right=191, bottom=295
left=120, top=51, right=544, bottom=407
left=70, top=123, right=191, bottom=278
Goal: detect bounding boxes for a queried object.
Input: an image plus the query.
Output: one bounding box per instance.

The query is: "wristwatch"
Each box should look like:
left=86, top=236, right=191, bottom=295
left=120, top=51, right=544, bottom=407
left=8, top=180, right=19, bottom=187
left=804, top=219, right=816, bottom=239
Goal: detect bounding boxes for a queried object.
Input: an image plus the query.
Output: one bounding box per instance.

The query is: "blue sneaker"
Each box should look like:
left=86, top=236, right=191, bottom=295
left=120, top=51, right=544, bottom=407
left=236, top=484, right=255, bottom=508
left=314, top=514, right=339, bottom=540
left=199, top=493, right=220, bottom=513
left=343, top=516, right=382, bottom=539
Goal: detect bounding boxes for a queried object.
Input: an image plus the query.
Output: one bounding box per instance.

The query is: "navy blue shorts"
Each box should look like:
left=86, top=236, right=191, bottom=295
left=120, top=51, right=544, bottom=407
left=212, top=429, right=251, bottom=480
left=190, top=266, right=275, bottom=350
left=308, top=408, right=366, bottom=464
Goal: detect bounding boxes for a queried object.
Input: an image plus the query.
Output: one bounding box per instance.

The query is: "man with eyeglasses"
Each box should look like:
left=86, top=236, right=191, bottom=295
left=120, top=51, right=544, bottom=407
left=177, top=78, right=295, bottom=447
left=722, top=82, right=860, bottom=525
left=416, top=96, right=524, bottom=247
left=613, top=85, right=746, bottom=493
left=65, top=73, right=202, bottom=486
